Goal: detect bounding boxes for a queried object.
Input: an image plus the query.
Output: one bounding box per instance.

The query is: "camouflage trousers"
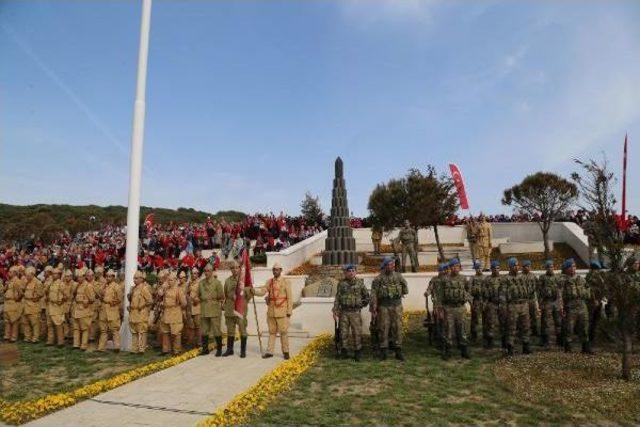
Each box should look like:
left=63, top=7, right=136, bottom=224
left=564, top=301, right=589, bottom=345
left=529, top=300, right=539, bottom=336
left=470, top=300, right=482, bottom=340
left=507, top=302, right=530, bottom=346
left=377, top=303, right=403, bottom=349
left=540, top=300, right=561, bottom=338
left=482, top=302, right=501, bottom=341
left=401, top=247, right=419, bottom=272
left=444, top=305, right=468, bottom=347
left=339, top=310, right=363, bottom=351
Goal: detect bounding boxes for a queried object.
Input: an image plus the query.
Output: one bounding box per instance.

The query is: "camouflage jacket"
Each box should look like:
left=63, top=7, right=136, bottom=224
left=442, top=274, right=470, bottom=306
left=482, top=275, right=503, bottom=305
left=333, top=278, right=370, bottom=312
left=560, top=274, right=590, bottom=305
left=537, top=273, right=560, bottom=303
left=372, top=272, right=408, bottom=307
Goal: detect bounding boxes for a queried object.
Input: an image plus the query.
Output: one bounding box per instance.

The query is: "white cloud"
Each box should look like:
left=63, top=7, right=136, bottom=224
left=338, top=0, right=440, bottom=27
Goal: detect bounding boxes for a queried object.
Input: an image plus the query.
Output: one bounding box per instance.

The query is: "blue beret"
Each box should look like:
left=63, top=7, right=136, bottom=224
left=438, top=263, right=448, bottom=272
left=343, top=264, right=356, bottom=271
left=507, top=257, right=518, bottom=268
left=562, top=258, right=575, bottom=270
left=381, top=257, right=394, bottom=269
left=490, top=260, right=500, bottom=269
left=544, top=260, right=554, bottom=268
left=522, top=260, right=532, bottom=267
left=473, top=261, right=482, bottom=270
left=448, top=258, right=461, bottom=267
left=590, top=260, right=602, bottom=270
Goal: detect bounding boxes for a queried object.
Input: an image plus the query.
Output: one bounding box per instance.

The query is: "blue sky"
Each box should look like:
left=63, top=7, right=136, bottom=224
left=1, top=0, right=639, bottom=217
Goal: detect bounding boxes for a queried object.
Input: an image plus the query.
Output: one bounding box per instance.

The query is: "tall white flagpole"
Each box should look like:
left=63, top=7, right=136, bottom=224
left=121, top=0, right=152, bottom=351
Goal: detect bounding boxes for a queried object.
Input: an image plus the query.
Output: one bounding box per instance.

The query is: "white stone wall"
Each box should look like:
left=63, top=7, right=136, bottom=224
left=265, top=230, right=327, bottom=273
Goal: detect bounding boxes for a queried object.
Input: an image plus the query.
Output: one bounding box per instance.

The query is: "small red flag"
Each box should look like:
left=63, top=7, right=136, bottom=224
left=449, top=163, right=470, bottom=210
left=234, top=248, right=253, bottom=318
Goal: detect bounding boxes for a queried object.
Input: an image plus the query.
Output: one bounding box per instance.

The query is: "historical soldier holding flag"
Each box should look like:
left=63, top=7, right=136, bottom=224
left=223, top=252, right=256, bottom=358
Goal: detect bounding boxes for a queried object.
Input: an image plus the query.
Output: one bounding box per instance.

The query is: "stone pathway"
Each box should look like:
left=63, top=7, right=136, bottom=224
left=27, top=337, right=311, bottom=427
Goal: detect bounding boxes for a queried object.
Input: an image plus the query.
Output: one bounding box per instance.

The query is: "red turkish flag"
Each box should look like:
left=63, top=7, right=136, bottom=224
left=234, top=248, right=253, bottom=318
left=449, top=163, right=470, bottom=210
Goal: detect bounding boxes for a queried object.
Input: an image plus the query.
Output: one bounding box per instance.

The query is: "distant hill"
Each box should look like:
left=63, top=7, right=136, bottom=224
left=0, top=204, right=246, bottom=243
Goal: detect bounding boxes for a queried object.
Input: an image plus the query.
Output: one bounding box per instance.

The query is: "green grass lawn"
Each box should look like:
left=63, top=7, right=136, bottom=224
left=247, top=314, right=639, bottom=425
left=0, top=341, right=169, bottom=402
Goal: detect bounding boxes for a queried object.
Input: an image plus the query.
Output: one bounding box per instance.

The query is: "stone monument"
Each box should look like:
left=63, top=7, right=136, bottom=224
left=302, top=157, right=357, bottom=297
left=322, top=157, right=357, bottom=265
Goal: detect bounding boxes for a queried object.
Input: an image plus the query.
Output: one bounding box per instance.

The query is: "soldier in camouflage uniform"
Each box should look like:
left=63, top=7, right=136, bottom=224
left=585, top=260, right=606, bottom=346
left=520, top=260, right=539, bottom=337
left=441, top=258, right=471, bottom=360
left=502, top=258, right=533, bottom=356
left=537, top=260, right=562, bottom=348
left=482, top=260, right=503, bottom=349
left=332, top=264, right=370, bottom=361
left=560, top=258, right=593, bottom=354
left=398, top=221, right=419, bottom=273
left=371, top=257, right=408, bottom=361
left=425, top=263, right=448, bottom=348
left=468, top=261, right=484, bottom=342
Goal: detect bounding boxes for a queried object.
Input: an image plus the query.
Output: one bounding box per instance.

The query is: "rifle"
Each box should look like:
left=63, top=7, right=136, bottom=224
left=334, top=317, right=342, bottom=358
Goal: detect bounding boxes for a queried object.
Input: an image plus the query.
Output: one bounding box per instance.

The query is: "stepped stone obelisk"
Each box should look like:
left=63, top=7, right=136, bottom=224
left=322, top=157, right=357, bottom=265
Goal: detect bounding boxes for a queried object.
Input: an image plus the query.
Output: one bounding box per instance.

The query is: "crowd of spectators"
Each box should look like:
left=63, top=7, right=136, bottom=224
left=0, top=213, right=326, bottom=281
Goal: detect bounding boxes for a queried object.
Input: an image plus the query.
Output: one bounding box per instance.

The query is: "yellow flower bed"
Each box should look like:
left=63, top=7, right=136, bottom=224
left=0, top=348, right=200, bottom=425
left=199, top=334, right=333, bottom=427
left=200, top=310, right=426, bottom=427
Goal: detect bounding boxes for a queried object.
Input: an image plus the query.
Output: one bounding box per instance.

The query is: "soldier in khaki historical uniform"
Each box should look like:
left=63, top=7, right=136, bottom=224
left=477, top=214, right=493, bottom=271
left=46, top=268, right=68, bottom=347
left=223, top=261, right=255, bottom=358
left=62, top=270, right=77, bottom=338
left=3, top=266, right=25, bottom=342
left=441, top=259, right=471, bottom=360
left=159, top=272, right=187, bottom=354
left=255, top=262, right=293, bottom=359
left=502, top=258, right=533, bottom=356
left=332, top=264, right=370, bottom=361
left=152, top=269, right=170, bottom=349
left=370, top=257, right=408, bottom=361
left=178, top=271, right=193, bottom=346
left=537, top=260, right=562, bottom=349
left=21, top=266, right=45, bottom=343
left=560, top=258, right=593, bottom=354
left=199, top=264, right=225, bottom=356
left=128, top=271, right=153, bottom=353
left=98, top=270, right=123, bottom=352
left=398, top=220, right=419, bottom=273
left=40, top=265, right=55, bottom=341
left=72, top=269, right=95, bottom=350
left=187, top=271, right=202, bottom=348
left=520, top=260, right=539, bottom=337
left=371, top=226, right=383, bottom=255
left=90, top=266, right=105, bottom=341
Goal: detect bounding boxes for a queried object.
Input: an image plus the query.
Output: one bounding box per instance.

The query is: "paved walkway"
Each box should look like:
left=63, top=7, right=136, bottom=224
left=27, top=337, right=311, bottom=427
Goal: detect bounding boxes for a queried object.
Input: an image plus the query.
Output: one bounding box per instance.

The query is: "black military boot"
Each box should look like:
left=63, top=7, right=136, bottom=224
left=380, top=348, right=388, bottom=361
left=523, top=342, right=532, bottom=355
left=240, top=337, right=247, bottom=358
left=395, top=347, right=405, bottom=362
left=222, top=336, right=235, bottom=357
left=581, top=341, right=594, bottom=355
left=354, top=349, right=362, bottom=362
left=200, top=336, right=210, bottom=355
left=539, top=334, right=548, bottom=349
left=460, top=345, right=470, bottom=359
left=214, top=336, right=223, bottom=357
left=441, top=344, right=450, bottom=361
left=506, top=344, right=514, bottom=357
left=340, top=348, right=349, bottom=359
left=262, top=353, right=273, bottom=359
left=283, top=352, right=290, bottom=360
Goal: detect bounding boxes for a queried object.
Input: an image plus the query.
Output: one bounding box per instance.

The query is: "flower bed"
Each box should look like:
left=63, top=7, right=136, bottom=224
left=0, top=348, right=200, bottom=425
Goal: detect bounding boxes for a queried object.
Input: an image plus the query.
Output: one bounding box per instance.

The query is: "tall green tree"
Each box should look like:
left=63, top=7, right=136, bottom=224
left=300, top=192, right=324, bottom=226
left=502, top=172, right=578, bottom=259
left=367, top=166, right=459, bottom=260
